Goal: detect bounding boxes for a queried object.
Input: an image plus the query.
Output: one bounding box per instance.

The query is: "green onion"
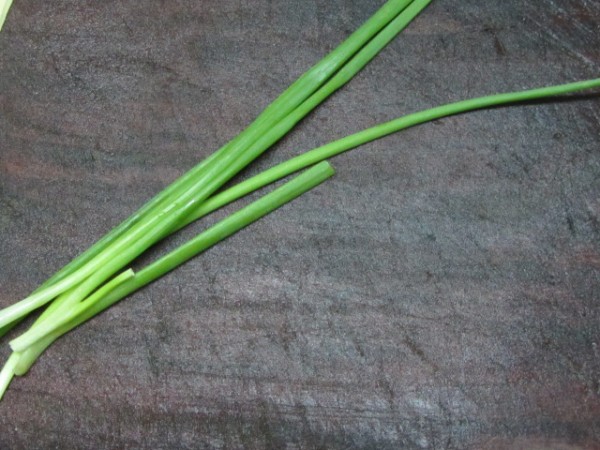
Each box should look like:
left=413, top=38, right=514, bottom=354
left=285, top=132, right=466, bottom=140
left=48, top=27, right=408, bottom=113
left=199, top=77, right=600, bottom=197
left=125, top=77, right=600, bottom=237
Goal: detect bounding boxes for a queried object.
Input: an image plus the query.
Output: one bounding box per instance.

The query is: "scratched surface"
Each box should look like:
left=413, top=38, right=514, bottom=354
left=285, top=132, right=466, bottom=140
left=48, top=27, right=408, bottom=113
left=0, top=0, right=599, bottom=449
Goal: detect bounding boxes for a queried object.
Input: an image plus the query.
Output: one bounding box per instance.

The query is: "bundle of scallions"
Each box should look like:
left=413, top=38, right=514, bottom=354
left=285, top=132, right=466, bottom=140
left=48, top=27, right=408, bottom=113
left=0, top=0, right=598, bottom=400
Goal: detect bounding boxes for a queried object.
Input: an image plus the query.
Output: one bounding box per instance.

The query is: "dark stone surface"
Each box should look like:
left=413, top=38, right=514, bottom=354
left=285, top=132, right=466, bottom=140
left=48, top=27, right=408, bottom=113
left=0, top=1, right=599, bottom=448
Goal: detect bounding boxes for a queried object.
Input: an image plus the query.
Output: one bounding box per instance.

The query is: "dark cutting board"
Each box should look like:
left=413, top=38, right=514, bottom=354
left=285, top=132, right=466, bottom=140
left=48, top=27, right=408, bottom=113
left=1, top=1, right=599, bottom=448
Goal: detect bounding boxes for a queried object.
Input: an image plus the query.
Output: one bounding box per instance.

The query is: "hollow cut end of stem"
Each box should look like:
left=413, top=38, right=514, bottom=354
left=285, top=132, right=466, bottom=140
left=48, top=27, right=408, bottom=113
left=0, top=353, right=20, bottom=401
left=0, top=0, right=13, bottom=31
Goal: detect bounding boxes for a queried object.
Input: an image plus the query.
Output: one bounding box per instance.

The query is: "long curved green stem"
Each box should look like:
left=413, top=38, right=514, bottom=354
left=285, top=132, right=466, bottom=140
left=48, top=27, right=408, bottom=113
left=180, top=77, right=600, bottom=226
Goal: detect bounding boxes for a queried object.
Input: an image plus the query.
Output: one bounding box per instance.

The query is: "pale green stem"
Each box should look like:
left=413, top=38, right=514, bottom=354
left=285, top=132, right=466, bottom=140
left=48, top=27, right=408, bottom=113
left=0, top=0, right=13, bottom=31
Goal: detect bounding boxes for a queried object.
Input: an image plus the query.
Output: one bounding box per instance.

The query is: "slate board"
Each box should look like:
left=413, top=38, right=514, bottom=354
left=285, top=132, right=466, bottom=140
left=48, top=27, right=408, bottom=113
left=0, top=1, right=599, bottom=449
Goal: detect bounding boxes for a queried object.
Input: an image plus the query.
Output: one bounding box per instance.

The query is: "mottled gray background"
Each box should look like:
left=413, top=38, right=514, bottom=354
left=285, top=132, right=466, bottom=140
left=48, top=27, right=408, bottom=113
left=0, top=1, right=599, bottom=449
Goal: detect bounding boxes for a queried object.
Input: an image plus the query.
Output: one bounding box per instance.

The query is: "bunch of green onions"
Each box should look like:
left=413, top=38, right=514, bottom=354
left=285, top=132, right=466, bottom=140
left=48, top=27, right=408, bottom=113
left=0, top=0, right=598, bottom=400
